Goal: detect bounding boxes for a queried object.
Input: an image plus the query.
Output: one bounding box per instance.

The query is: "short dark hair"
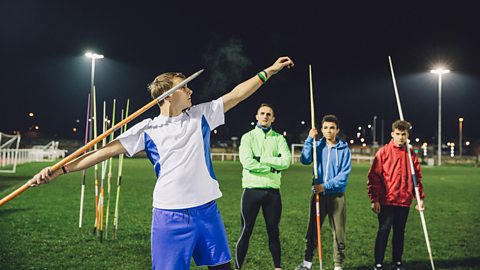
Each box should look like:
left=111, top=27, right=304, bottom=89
left=257, top=103, right=275, bottom=116
left=321, top=114, right=339, bottom=128
left=392, top=120, right=411, bottom=132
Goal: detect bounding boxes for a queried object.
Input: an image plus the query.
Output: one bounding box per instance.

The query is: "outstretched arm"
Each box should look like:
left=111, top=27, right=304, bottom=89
left=222, top=56, right=294, bottom=113
left=31, top=140, right=127, bottom=186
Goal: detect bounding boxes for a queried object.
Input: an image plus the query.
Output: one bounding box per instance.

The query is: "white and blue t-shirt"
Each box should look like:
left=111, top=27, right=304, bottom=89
left=117, top=98, right=225, bottom=209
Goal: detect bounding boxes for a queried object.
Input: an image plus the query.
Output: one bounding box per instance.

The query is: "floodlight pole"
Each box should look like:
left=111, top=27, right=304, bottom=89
left=430, top=68, right=450, bottom=166
left=458, top=118, right=463, bottom=158
left=86, top=52, right=104, bottom=87
left=437, top=74, right=442, bottom=166
left=85, top=52, right=104, bottom=235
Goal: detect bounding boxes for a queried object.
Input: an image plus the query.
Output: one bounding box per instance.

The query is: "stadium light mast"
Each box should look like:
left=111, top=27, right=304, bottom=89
left=85, top=52, right=104, bottom=89
left=84, top=51, right=104, bottom=231
left=430, top=67, right=450, bottom=166
left=458, top=117, right=464, bottom=158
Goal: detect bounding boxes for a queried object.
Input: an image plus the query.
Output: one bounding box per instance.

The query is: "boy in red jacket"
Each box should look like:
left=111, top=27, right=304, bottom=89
left=367, top=120, right=424, bottom=270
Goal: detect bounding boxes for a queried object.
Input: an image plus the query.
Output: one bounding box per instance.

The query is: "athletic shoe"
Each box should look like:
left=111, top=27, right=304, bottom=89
left=294, top=264, right=311, bottom=270
left=373, top=264, right=383, bottom=270
left=391, top=262, right=406, bottom=270
left=334, top=267, right=343, bottom=270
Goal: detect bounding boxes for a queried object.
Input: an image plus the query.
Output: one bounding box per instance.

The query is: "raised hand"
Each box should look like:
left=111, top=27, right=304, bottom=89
left=266, top=56, right=294, bottom=76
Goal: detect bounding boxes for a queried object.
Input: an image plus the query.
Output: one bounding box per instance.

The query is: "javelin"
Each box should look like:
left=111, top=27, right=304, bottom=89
left=105, top=98, right=116, bottom=239
left=113, top=100, right=129, bottom=240
left=309, top=64, right=323, bottom=270
left=388, top=56, right=435, bottom=270
left=93, top=86, right=99, bottom=236
left=0, top=69, right=204, bottom=206
left=98, top=101, right=108, bottom=241
left=79, top=93, right=90, bottom=229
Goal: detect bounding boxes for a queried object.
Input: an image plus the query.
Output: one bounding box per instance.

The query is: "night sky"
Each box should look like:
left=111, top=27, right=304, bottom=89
left=1, top=1, right=479, bottom=148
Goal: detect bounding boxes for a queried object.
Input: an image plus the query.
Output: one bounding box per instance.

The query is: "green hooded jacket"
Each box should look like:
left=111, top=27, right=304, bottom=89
left=239, top=126, right=291, bottom=188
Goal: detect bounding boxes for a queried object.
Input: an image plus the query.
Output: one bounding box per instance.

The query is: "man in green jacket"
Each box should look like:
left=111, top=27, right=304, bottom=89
left=235, top=103, right=291, bottom=270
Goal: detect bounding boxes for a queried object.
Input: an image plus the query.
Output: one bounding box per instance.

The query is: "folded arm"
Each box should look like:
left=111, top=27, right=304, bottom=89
left=260, top=138, right=291, bottom=171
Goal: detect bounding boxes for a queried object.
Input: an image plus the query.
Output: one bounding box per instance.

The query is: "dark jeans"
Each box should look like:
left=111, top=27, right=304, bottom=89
left=374, top=205, right=410, bottom=265
left=235, top=188, right=282, bottom=269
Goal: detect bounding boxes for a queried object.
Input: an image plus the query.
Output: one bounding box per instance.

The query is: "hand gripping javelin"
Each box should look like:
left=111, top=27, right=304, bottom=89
left=0, top=69, right=204, bottom=206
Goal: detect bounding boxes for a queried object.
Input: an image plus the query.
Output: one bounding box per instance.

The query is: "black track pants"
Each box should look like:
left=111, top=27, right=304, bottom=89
left=235, top=188, right=282, bottom=269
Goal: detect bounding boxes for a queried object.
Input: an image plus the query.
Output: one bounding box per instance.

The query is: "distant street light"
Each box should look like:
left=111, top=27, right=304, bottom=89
left=422, top=142, right=428, bottom=157
left=449, top=142, right=455, bottom=158
left=430, top=67, right=450, bottom=166
left=459, top=117, right=464, bottom=157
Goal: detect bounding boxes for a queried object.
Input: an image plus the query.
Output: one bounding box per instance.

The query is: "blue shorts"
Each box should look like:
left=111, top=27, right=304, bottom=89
left=151, top=201, right=231, bottom=270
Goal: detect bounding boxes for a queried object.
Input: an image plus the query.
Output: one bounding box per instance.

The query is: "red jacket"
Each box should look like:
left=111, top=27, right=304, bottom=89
left=367, top=140, right=424, bottom=207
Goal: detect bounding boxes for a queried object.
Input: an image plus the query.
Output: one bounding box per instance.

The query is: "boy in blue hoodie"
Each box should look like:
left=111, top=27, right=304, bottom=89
left=295, top=115, right=352, bottom=270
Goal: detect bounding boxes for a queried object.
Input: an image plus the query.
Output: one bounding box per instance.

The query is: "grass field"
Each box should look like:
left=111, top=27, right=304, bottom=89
left=1, top=160, right=479, bottom=270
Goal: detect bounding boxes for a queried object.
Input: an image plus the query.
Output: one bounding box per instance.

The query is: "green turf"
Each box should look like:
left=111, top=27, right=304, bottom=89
left=1, top=160, right=479, bottom=269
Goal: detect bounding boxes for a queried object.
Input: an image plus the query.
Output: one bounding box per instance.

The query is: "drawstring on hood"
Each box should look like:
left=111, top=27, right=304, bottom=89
left=336, top=147, right=339, bottom=167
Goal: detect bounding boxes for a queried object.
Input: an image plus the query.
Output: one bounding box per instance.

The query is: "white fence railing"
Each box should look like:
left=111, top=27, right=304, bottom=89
left=211, top=153, right=239, bottom=161
left=0, top=148, right=66, bottom=173
left=210, top=152, right=374, bottom=164
left=0, top=149, right=20, bottom=173
left=291, top=154, right=374, bottom=164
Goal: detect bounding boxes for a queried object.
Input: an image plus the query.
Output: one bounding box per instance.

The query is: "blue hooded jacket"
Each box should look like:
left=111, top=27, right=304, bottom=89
left=300, top=136, right=352, bottom=194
